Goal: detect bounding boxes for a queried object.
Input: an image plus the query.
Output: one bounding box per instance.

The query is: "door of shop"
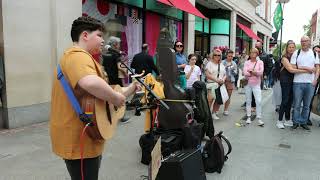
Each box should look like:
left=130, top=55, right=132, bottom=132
left=195, top=31, right=209, bottom=56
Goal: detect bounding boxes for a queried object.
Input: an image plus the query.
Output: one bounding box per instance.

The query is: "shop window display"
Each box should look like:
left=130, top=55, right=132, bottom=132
left=82, top=0, right=143, bottom=63
left=146, top=12, right=182, bottom=57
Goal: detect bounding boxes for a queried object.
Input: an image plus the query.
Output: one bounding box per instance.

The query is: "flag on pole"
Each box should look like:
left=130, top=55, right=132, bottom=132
left=273, top=4, right=283, bottom=32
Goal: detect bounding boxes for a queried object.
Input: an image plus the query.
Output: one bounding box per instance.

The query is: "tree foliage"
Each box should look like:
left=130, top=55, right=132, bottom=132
left=272, top=43, right=301, bottom=60
left=303, top=20, right=312, bottom=38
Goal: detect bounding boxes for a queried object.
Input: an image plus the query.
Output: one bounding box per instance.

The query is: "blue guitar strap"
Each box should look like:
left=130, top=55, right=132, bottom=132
left=56, top=64, right=93, bottom=125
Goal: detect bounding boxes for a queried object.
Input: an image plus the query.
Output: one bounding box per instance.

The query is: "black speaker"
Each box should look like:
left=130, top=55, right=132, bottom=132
left=156, top=149, right=207, bottom=180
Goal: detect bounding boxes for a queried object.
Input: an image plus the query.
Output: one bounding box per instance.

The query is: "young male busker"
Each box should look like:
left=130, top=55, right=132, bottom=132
left=50, top=16, right=139, bottom=180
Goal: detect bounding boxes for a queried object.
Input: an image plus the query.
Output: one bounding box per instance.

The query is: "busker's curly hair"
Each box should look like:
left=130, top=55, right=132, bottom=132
left=71, top=16, right=105, bottom=42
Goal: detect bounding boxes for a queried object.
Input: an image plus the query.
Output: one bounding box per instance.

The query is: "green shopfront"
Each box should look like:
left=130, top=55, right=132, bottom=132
left=195, top=4, right=231, bottom=56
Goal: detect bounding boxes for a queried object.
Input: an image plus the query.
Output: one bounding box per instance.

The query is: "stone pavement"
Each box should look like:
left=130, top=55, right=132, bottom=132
left=1, top=89, right=320, bottom=180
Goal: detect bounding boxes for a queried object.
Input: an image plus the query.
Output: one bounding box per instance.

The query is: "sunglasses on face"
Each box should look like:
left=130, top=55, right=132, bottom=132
left=213, top=54, right=221, bottom=57
left=176, top=45, right=183, bottom=47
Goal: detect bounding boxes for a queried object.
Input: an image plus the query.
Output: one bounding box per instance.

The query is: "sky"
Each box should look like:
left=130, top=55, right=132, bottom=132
left=271, top=0, right=320, bottom=43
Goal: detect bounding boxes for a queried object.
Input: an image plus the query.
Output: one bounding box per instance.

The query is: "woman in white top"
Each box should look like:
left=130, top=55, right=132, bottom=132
left=184, top=54, right=201, bottom=88
left=205, top=49, right=226, bottom=120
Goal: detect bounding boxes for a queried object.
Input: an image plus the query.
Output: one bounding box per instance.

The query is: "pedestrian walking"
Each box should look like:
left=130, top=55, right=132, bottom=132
left=255, top=42, right=273, bottom=90
left=130, top=43, right=160, bottom=77
left=233, top=52, right=240, bottom=89
left=268, top=54, right=275, bottom=88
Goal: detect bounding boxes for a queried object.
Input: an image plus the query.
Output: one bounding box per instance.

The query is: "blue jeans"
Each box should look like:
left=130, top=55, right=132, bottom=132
left=268, top=73, right=273, bottom=88
left=279, top=82, right=293, bottom=121
left=292, top=83, right=315, bottom=125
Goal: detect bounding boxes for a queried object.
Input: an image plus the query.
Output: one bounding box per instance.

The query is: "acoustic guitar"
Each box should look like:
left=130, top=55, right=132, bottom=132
left=81, top=85, right=126, bottom=140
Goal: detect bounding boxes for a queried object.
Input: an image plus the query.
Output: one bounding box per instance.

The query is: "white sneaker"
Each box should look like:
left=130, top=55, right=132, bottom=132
left=223, top=111, right=229, bottom=116
left=212, top=113, right=220, bottom=120
left=258, top=119, right=264, bottom=126
left=246, top=117, right=251, bottom=124
left=284, top=120, right=293, bottom=127
left=276, top=120, right=285, bottom=129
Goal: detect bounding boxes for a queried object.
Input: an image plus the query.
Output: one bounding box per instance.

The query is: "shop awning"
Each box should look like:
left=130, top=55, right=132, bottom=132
left=157, top=0, right=208, bottom=19
left=236, top=22, right=262, bottom=42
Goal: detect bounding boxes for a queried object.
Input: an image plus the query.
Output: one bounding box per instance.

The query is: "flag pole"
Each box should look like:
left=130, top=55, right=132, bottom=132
left=279, top=3, right=284, bottom=58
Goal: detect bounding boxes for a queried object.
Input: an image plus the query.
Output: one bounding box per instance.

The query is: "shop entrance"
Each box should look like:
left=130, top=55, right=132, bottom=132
left=195, top=31, right=209, bottom=56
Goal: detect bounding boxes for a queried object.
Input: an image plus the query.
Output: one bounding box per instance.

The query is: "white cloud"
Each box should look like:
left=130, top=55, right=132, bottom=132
left=271, top=0, right=320, bottom=43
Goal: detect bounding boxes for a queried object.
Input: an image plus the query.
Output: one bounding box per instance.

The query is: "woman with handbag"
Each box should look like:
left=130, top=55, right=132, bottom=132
left=205, top=49, right=226, bottom=120
left=243, top=48, right=264, bottom=126
left=222, top=50, right=237, bottom=116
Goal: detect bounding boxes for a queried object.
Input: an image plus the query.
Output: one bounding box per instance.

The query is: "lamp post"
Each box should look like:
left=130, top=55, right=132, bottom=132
left=276, top=0, right=290, bottom=58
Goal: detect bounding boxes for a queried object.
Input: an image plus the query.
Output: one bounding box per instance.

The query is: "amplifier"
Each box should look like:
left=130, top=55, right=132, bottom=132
left=156, top=148, right=206, bottom=180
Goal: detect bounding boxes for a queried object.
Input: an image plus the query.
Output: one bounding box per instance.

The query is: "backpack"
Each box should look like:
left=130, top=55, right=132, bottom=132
left=260, top=52, right=273, bottom=75
left=271, top=58, right=282, bottom=84
left=182, top=118, right=204, bottom=149
left=202, top=131, right=232, bottom=173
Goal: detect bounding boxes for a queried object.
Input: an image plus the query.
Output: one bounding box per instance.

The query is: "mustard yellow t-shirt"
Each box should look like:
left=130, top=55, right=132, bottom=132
left=50, top=46, right=105, bottom=160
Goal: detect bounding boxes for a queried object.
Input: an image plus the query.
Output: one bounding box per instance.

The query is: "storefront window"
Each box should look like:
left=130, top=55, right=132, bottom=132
left=211, top=35, right=229, bottom=51
left=195, top=18, right=209, bottom=33
left=82, top=0, right=143, bottom=61
left=211, top=19, right=230, bottom=35
left=145, top=12, right=182, bottom=57
left=204, top=19, right=209, bottom=33
left=236, top=26, right=252, bottom=54
left=195, top=16, right=203, bottom=32
left=146, top=0, right=183, bottom=20
left=114, top=0, right=143, bottom=8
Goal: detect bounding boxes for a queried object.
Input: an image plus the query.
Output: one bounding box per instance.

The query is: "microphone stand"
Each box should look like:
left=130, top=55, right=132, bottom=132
left=120, top=62, right=169, bottom=110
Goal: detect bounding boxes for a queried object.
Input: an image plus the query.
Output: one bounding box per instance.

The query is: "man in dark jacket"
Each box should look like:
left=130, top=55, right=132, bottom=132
left=255, top=42, right=273, bottom=89
left=102, top=36, right=123, bottom=86
left=131, top=43, right=160, bottom=77
left=102, top=36, right=130, bottom=123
